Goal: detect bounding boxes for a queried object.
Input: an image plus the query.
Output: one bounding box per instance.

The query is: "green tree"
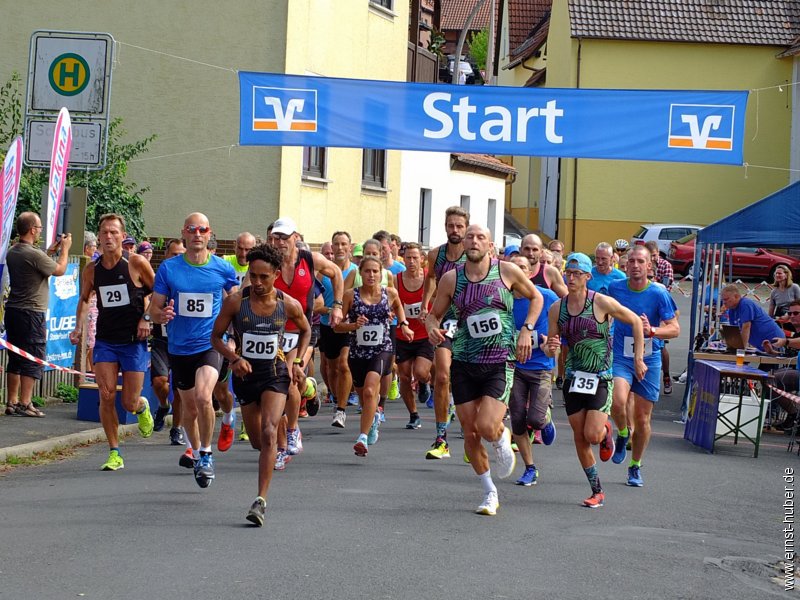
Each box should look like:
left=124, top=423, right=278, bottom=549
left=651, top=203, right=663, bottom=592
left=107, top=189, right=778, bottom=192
left=0, top=71, right=156, bottom=239
left=468, top=27, right=489, bottom=71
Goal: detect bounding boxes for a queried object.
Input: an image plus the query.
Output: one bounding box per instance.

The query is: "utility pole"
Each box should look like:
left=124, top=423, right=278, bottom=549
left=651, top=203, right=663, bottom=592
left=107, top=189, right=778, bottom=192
left=454, top=0, right=489, bottom=85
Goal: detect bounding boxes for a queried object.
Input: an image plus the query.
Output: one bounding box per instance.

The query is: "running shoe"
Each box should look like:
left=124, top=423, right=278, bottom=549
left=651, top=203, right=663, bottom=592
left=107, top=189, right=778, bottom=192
left=663, top=377, right=672, bottom=395
left=246, top=496, right=266, bottom=527
left=492, top=426, right=516, bottom=479
left=194, top=453, right=215, bottom=488
left=287, top=428, right=303, bottom=455
left=100, top=450, right=124, bottom=471
left=405, top=415, right=422, bottom=429
left=169, top=427, right=185, bottom=446
left=353, top=435, right=368, bottom=457
left=347, top=392, right=359, bottom=406
left=583, top=491, right=605, bottom=508
left=179, top=448, right=195, bottom=469
left=417, top=382, right=431, bottom=407
left=541, top=420, right=557, bottom=446
left=447, top=402, right=457, bottom=425
left=302, top=376, right=317, bottom=401
left=378, top=407, right=386, bottom=423
left=627, top=434, right=633, bottom=451
left=274, top=450, right=288, bottom=471
left=217, top=422, right=235, bottom=452
left=136, top=401, right=154, bottom=438
left=463, top=452, right=470, bottom=464
left=368, top=412, right=380, bottom=445
left=627, top=465, right=644, bottom=487
left=475, top=490, right=499, bottom=516
left=511, top=441, right=519, bottom=453
left=532, top=430, right=543, bottom=444
left=298, top=403, right=309, bottom=419
left=599, top=421, right=615, bottom=462
left=153, top=405, right=170, bottom=432
left=516, top=465, right=538, bottom=486
left=387, top=374, right=399, bottom=400
left=239, top=423, right=249, bottom=442
left=425, top=437, right=450, bottom=459
left=612, top=434, right=629, bottom=464
left=555, top=376, right=564, bottom=390
left=306, top=389, right=320, bottom=417
left=332, top=410, right=346, bottom=428
left=426, top=394, right=434, bottom=409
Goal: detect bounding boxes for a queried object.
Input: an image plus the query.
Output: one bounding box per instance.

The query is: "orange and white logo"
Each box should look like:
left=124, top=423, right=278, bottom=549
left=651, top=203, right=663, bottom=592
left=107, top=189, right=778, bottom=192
left=252, top=87, right=317, bottom=132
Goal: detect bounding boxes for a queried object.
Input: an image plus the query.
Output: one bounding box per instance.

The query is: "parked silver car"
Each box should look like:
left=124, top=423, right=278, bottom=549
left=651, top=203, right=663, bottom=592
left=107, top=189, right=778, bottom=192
left=631, top=223, right=701, bottom=257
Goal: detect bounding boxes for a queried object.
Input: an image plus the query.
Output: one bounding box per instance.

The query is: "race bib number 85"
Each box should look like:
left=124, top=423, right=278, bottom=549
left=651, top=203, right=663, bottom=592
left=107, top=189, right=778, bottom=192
left=179, top=293, right=213, bottom=318
left=466, top=312, right=501, bottom=339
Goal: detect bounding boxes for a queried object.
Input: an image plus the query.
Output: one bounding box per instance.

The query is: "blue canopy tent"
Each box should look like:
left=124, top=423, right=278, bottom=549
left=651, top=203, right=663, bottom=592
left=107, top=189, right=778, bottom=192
left=682, top=180, right=800, bottom=418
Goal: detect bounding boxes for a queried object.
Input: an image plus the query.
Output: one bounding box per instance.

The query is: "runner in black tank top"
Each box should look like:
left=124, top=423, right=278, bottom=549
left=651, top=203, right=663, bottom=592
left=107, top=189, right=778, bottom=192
left=211, top=243, right=312, bottom=527
left=70, top=216, right=156, bottom=472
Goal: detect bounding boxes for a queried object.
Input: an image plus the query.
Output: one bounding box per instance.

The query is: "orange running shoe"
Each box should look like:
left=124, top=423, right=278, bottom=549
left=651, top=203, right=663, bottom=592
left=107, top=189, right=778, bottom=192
left=217, top=422, right=234, bottom=452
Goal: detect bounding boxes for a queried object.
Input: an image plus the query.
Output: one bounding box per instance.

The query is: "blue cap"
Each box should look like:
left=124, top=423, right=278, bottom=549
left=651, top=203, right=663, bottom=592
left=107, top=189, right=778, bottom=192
left=565, top=252, right=592, bottom=273
left=503, top=245, right=520, bottom=258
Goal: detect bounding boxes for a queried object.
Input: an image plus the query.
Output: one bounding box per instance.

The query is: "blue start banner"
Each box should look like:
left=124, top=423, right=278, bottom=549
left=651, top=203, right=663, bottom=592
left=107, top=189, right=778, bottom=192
left=239, top=72, right=748, bottom=166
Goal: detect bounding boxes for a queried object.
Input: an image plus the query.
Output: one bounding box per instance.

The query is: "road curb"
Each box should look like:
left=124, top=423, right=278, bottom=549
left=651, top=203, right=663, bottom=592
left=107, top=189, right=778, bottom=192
left=0, top=422, right=140, bottom=462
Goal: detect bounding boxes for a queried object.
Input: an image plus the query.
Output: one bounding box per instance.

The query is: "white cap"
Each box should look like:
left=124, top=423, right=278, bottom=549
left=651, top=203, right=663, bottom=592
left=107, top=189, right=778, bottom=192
left=271, top=217, right=297, bottom=236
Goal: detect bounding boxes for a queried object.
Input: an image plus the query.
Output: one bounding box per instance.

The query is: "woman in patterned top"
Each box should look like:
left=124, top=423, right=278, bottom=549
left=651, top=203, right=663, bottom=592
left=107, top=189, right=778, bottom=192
left=335, top=256, right=413, bottom=457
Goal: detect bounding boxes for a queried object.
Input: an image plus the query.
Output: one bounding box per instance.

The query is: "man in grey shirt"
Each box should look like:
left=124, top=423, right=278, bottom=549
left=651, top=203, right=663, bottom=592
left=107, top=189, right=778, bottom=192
left=4, top=212, right=71, bottom=417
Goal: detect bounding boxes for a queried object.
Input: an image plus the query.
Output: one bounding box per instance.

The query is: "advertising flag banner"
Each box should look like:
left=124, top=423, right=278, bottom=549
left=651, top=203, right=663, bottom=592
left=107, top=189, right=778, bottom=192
left=46, top=107, right=72, bottom=248
left=0, top=136, right=23, bottom=268
left=45, top=262, right=79, bottom=369
left=239, top=72, right=748, bottom=166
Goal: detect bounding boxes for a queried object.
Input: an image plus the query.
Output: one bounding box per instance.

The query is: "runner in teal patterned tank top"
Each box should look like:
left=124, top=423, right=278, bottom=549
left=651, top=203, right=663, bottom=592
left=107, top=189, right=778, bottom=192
left=451, top=260, right=517, bottom=364
left=543, top=252, right=645, bottom=510
left=426, top=224, right=544, bottom=516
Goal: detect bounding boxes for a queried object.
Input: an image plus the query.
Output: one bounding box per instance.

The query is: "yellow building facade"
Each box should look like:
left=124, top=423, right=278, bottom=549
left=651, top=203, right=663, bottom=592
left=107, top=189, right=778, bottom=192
left=499, top=0, right=795, bottom=253
left=1, top=0, right=408, bottom=243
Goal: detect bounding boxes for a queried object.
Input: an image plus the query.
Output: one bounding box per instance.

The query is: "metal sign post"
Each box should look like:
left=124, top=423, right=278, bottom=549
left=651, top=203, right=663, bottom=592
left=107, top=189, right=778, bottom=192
left=24, top=30, right=114, bottom=171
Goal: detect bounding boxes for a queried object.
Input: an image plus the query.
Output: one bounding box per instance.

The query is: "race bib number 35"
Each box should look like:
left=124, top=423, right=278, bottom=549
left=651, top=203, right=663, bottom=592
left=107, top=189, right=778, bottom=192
left=466, top=312, right=502, bottom=339
left=99, top=284, right=130, bottom=308
left=179, top=293, right=213, bottom=318
left=357, top=324, right=384, bottom=346
left=569, top=371, right=600, bottom=395
left=242, top=333, right=278, bottom=360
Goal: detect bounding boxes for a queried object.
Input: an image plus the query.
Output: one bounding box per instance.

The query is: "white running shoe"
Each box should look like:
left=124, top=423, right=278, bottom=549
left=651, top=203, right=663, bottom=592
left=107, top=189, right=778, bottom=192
left=287, top=428, right=303, bottom=455
left=492, top=426, right=516, bottom=479
left=331, top=410, right=346, bottom=428
left=475, top=490, right=499, bottom=516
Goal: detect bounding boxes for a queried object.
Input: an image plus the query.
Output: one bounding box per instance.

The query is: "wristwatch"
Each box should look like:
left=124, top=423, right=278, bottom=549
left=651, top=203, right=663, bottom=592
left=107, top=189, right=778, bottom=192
left=524, top=323, right=535, bottom=332
left=400, top=320, right=410, bottom=327
left=142, top=314, right=152, bottom=322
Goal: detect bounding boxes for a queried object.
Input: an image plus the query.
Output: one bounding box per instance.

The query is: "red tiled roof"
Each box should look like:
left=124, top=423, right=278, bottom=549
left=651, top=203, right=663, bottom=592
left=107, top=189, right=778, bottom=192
left=569, top=0, right=800, bottom=46
left=451, top=153, right=518, bottom=175
left=506, top=20, right=549, bottom=67
left=508, top=0, right=552, bottom=54
left=440, top=0, right=496, bottom=31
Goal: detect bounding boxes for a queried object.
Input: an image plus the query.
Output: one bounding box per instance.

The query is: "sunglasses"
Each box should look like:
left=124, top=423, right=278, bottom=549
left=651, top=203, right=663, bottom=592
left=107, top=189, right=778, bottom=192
left=271, top=233, right=292, bottom=241
left=185, top=225, right=210, bottom=234
left=787, top=311, right=800, bottom=316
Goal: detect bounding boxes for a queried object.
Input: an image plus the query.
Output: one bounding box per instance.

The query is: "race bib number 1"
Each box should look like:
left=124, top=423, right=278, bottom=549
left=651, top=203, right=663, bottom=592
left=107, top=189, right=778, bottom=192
left=241, top=333, right=278, bottom=360
left=569, top=371, right=600, bottom=395
left=624, top=336, right=653, bottom=359
left=357, top=324, right=384, bottom=346
left=442, top=319, right=458, bottom=339
left=466, top=311, right=502, bottom=339
left=99, top=284, right=130, bottom=307
left=282, top=332, right=299, bottom=353
left=179, top=293, right=213, bottom=318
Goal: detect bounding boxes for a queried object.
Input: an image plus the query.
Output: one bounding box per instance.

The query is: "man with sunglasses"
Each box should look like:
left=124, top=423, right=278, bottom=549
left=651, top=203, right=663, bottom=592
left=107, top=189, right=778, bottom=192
left=270, top=217, right=344, bottom=459
left=148, top=213, right=239, bottom=488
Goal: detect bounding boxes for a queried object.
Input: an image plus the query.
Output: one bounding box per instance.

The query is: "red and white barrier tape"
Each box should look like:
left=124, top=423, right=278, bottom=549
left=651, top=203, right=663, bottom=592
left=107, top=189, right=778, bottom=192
left=768, top=383, right=800, bottom=406
left=0, top=337, right=94, bottom=379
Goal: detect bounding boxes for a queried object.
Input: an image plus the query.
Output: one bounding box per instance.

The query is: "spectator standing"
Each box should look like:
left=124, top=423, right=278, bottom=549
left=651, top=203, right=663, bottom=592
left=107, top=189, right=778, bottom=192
left=768, top=265, right=800, bottom=318
left=4, top=212, right=72, bottom=417
left=137, top=241, right=154, bottom=262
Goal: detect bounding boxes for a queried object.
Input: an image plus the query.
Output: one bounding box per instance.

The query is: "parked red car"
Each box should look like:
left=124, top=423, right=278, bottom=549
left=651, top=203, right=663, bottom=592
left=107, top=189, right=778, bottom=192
left=668, top=234, right=800, bottom=280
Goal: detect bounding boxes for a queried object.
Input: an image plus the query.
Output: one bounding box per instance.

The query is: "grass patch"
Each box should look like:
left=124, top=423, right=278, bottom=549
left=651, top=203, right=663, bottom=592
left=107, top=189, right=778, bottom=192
left=0, top=445, right=81, bottom=473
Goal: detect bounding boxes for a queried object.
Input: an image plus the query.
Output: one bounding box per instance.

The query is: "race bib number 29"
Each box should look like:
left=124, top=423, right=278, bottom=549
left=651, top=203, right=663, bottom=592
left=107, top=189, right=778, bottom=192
left=99, top=284, right=130, bottom=308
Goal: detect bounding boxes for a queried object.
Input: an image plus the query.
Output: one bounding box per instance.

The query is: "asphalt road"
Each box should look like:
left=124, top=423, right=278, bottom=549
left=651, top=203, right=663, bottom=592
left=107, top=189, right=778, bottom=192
left=0, top=288, right=795, bottom=599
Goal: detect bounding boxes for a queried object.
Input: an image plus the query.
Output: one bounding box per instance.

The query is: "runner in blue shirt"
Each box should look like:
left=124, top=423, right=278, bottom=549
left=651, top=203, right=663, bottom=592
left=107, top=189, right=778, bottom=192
left=587, top=242, right=626, bottom=295
left=607, top=245, right=680, bottom=487
left=148, top=213, right=238, bottom=489
left=508, top=256, right=559, bottom=487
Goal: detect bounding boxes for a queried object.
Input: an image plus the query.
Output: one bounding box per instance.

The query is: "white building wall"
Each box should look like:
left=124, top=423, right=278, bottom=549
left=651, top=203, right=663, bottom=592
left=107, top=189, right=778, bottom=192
left=398, top=151, right=507, bottom=248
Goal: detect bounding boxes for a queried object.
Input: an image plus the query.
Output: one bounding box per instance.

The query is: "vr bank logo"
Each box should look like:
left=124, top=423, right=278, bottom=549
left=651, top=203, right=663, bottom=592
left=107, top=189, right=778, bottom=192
left=668, top=104, right=734, bottom=151
left=252, top=87, right=317, bottom=132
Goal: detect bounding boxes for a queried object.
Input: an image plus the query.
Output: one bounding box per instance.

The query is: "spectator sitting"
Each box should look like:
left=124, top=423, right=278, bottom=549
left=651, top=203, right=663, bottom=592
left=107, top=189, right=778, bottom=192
left=721, top=284, right=785, bottom=350
left=769, top=264, right=800, bottom=319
